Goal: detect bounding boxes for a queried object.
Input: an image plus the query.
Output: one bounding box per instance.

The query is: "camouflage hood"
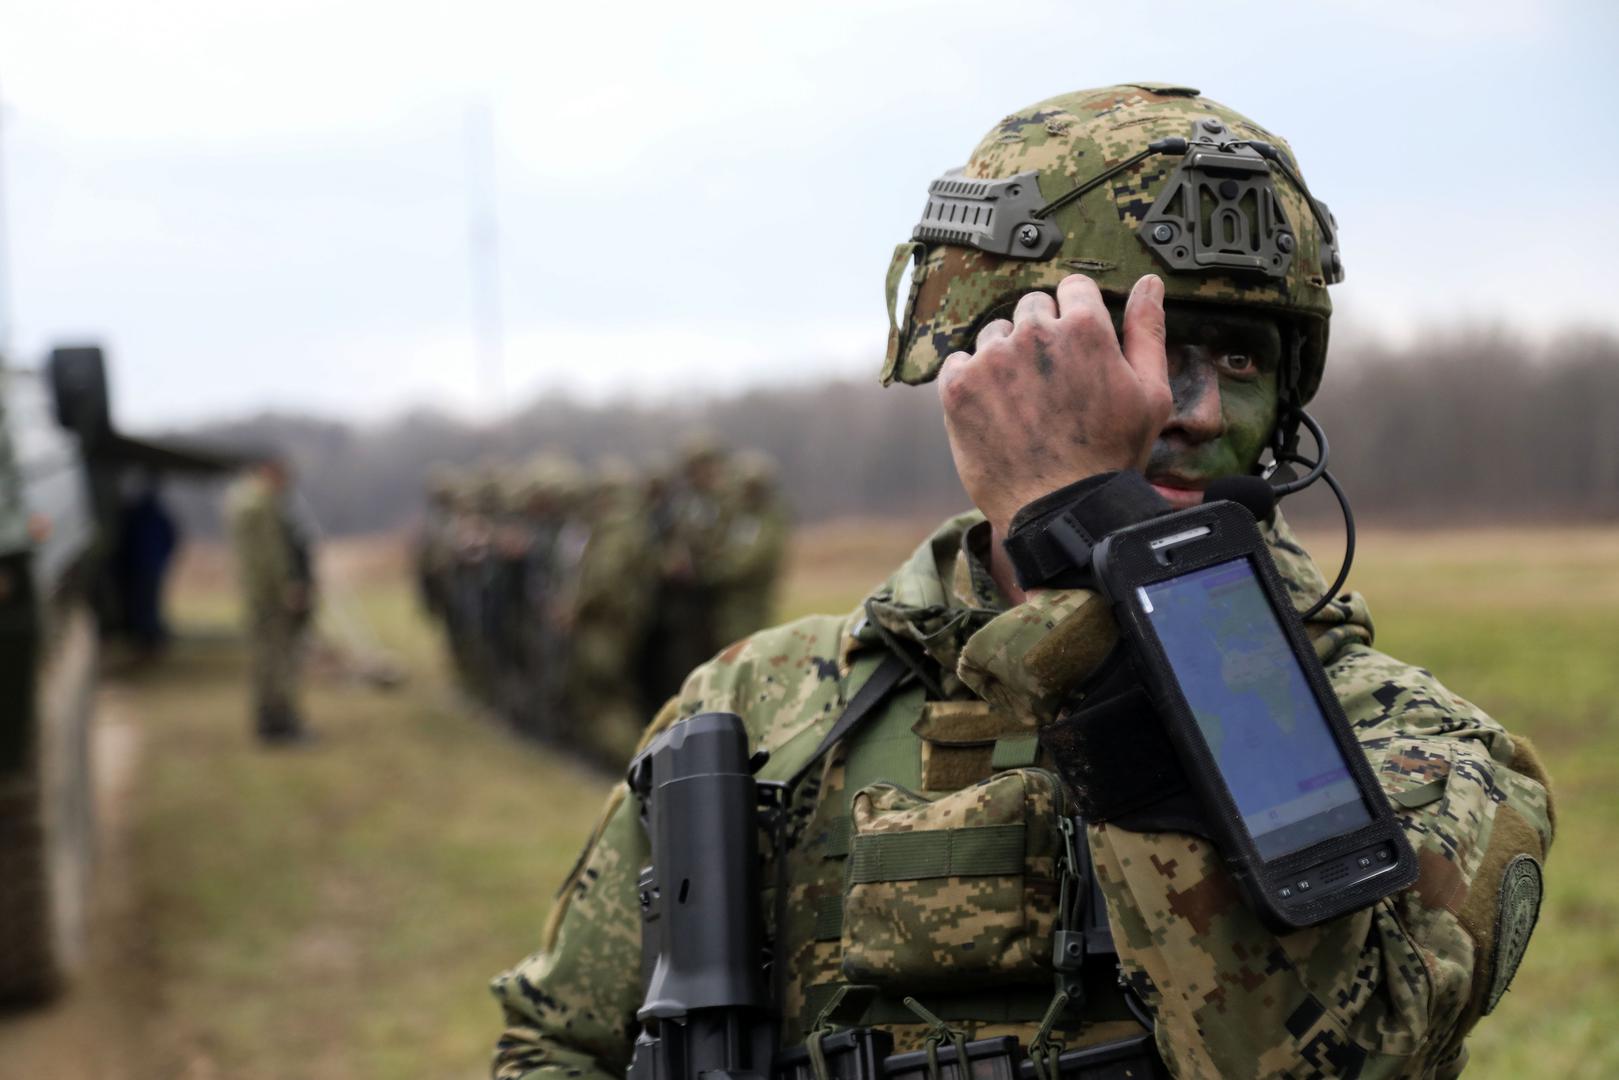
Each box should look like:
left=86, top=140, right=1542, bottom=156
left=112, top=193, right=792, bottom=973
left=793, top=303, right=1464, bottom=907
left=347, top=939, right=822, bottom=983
left=851, top=508, right=1373, bottom=700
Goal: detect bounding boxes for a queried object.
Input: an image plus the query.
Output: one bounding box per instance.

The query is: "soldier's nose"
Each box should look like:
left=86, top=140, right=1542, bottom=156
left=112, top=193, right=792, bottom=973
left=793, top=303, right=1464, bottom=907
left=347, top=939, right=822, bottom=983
left=1161, top=362, right=1225, bottom=445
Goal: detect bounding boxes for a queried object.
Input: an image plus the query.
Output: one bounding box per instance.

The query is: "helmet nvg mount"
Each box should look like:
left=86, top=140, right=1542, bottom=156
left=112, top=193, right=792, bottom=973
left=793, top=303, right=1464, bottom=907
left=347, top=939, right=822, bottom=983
left=882, top=84, right=1344, bottom=410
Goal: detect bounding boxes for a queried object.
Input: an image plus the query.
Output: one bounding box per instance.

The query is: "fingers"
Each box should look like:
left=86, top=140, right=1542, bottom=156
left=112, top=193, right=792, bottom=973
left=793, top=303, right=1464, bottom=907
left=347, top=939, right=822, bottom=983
left=1012, top=289, right=1056, bottom=325
left=1120, top=274, right=1169, bottom=387
left=937, top=349, right=974, bottom=406
left=1054, top=273, right=1105, bottom=318
left=974, top=319, right=1012, bottom=349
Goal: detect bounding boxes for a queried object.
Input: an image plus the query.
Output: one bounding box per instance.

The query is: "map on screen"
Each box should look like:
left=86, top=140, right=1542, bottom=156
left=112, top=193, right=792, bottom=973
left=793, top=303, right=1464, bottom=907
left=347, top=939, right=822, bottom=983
left=1140, top=558, right=1371, bottom=859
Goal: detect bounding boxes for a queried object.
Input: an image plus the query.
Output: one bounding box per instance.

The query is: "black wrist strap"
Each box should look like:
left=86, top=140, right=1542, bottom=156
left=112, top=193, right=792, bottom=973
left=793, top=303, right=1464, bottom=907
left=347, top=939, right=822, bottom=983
left=1003, top=471, right=1170, bottom=590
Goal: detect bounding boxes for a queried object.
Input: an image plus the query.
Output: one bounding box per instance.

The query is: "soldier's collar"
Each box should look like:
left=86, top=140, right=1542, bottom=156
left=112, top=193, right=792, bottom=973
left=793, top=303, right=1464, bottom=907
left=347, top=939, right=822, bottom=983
left=844, top=511, right=1003, bottom=682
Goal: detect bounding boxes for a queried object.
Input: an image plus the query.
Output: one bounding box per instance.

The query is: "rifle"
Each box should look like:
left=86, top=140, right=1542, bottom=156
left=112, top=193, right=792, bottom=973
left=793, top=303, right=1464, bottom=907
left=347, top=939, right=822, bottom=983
left=627, top=712, right=781, bottom=1080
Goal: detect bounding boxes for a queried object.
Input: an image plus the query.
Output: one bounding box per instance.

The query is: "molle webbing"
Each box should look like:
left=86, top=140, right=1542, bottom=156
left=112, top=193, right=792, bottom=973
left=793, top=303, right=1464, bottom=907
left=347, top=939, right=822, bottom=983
left=848, top=824, right=1028, bottom=883
left=813, top=895, right=845, bottom=941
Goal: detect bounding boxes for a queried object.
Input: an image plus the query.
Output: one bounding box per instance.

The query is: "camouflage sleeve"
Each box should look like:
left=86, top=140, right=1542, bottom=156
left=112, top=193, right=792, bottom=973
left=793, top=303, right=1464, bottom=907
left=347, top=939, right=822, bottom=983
left=711, top=506, right=789, bottom=587
left=960, top=592, right=1555, bottom=1078
left=488, top=699, right=678, bottom=1080
left=1089, top=645, right=1553, bottom=1079
left=228, top=493, right=293, bottom=610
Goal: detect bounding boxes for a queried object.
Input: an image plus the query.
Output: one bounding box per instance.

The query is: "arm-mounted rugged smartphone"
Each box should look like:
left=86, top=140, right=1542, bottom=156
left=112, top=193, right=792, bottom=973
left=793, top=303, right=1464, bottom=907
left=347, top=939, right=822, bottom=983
left=1090, top=500, right=1415, bottom=929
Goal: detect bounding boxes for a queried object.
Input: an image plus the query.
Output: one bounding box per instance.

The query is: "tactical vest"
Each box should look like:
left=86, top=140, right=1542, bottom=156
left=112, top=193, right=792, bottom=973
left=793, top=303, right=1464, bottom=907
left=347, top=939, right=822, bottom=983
left=757, top=652, right=1166, bottom=1080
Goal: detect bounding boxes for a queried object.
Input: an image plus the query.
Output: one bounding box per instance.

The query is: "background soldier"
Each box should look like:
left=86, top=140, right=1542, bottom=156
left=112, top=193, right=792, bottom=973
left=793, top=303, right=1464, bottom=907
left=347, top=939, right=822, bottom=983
left=709, top=450, right=789, bottom=647
left=564, top=457, right=658, bottom=766
left=446, top=468, right=499, bottom=702
left=513, top=454, right=589, bottom=740
left=226, top=457, right=315, bottom=744
left=415, top=464, right=458, bottom=621
left=640, top=436, right=731, bottom=705
left=489, top=84, right=1553, bottom=1079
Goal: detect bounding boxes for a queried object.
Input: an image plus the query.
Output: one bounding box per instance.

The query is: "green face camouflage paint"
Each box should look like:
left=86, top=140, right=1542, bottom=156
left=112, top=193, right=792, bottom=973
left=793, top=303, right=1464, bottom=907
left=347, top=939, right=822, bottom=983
left=1146, top=306, right=1282, bottom=507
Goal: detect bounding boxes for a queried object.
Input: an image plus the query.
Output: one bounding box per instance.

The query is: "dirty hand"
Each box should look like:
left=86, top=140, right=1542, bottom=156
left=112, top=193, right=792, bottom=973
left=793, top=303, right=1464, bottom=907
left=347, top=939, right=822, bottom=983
left=937, top=274, right=1172, bottom=536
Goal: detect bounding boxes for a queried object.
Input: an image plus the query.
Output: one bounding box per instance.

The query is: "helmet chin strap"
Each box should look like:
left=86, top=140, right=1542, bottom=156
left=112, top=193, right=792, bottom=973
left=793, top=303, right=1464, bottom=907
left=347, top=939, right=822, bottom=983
left=1224, top=321, right=1355, bottom=619
left=1261, top=322, right=1307, bottom=480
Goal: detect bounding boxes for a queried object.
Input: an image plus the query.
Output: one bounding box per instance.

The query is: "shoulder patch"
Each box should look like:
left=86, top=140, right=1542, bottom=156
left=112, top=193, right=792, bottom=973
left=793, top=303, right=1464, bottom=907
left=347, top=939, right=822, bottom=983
left=1485, top=854, right=1543, bottom=1014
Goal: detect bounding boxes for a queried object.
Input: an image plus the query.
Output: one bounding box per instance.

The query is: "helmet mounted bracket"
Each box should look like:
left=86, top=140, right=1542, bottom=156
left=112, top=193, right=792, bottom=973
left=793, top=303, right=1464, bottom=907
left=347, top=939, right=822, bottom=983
left=912, top=170, right=1063, bottom=260
left=1136, top=118, right=1297, bottom=280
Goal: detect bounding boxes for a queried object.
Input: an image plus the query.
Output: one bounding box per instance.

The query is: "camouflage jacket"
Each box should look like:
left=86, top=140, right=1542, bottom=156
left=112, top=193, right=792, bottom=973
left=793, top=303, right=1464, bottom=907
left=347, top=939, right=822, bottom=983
left=706, top=494, right=790, bottom=590
left=491, top=512, right=1554, bottom=1080
left=574, top=497, right=656, bottom=633
left=225, top=474, right=307, bottom=618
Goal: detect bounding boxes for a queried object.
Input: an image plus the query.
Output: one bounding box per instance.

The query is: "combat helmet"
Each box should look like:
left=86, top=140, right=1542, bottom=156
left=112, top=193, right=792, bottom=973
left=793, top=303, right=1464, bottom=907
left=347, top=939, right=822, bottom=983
left=882, top=83, right=1344, bottom=415
left=517, top=452, right=586, bottom=512
left=732, top=450, right=778, bottom=492
left=424, top=462, right=460, bottom=505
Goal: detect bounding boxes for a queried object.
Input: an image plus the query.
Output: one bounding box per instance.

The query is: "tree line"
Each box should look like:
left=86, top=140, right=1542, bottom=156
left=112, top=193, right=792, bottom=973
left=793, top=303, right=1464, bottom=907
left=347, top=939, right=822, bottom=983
left=167, top=326, right=1619, bottom=536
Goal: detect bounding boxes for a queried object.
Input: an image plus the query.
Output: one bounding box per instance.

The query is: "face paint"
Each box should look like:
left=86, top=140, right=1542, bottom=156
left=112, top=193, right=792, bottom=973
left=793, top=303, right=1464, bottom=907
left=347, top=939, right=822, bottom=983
left=1144, top=305, right=1282, bottom=509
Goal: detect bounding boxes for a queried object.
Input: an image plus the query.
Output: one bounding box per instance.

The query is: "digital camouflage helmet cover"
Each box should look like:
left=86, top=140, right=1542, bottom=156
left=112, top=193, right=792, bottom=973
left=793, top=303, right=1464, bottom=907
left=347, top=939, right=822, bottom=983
left=883, top=83, right=1343, bottom=411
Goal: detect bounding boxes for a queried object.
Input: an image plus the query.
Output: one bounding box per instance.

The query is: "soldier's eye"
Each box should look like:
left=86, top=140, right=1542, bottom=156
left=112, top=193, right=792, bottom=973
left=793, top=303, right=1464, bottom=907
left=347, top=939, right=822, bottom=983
left=1221, top=353, right=1257, bottom=377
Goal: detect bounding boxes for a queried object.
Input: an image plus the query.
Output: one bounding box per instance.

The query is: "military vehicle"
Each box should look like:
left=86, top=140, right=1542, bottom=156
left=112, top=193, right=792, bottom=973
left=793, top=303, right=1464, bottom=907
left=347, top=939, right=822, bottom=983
left=0, top=347, right=100, bottom=1001
left=0, top=345, right=243, bottom=1003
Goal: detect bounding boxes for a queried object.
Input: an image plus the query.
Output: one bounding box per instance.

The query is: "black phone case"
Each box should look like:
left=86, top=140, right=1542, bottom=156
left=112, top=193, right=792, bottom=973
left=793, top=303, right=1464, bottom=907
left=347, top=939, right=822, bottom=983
left=1091, top=500, right=1417, bottom=930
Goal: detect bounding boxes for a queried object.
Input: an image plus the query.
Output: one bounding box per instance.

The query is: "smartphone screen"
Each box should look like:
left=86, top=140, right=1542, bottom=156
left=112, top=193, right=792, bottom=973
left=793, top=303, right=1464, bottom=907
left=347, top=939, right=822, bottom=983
left=1138, top=557, right=1372, bottom=859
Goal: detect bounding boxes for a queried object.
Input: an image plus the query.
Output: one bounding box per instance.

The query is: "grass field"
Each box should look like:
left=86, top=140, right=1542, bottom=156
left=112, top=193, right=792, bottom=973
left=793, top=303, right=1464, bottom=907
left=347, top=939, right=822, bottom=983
left=5, top=518, right=1616, bottom=1078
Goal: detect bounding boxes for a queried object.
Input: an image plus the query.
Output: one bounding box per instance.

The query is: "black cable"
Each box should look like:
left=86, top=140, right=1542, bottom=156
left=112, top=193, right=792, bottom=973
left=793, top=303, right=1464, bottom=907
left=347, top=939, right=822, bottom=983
left=1120, top=979, right=1157, bottom=1033
left=1276, top=451, right=1355, bottom=621
left=1264, top=409, right=1356, bottom=619
left=1241, top=141, right=1338, bottom=249
left=1299, top=466, right=1356, bottom=621
left=1032, top=137, right=1187, bottom=221
left=1271, top=409, right=1328, bottom=496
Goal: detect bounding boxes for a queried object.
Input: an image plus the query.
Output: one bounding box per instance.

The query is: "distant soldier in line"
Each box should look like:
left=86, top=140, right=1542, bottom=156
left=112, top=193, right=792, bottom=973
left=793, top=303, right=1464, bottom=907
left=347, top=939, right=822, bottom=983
left=510, top=455, right=587, bottom=739
left=415, top=465, right=458, bottom=620
left=226, top=457, right=315, bottom=744
left=419, top=445, right=791, bottom=761
left=446, top=470, right=499, bottom=702
left=709, top=451, right=790, bottom=648
left=490, top=467, right=541, bottom=728
left=564, top=458, right=657, bottom=766
left=640, top=436, right=730, bottom=706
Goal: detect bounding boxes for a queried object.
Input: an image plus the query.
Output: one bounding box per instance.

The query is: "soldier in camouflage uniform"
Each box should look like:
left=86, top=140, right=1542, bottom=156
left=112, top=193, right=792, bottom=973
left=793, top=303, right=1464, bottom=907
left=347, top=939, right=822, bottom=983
left=565, top=458, right=659, bottom=765
left=515, top=455, right=592, bottom=740
left=446, top=469, right=500, bottom=703
left=416, top=464, right=459, bottom=620
left=641, top=436, right=732, bottom=705
left=226, top=457, right=315, bottom=743
left=709, top=450, right=790, bottom=648
left=491, top=86, right=1553, bottom=1079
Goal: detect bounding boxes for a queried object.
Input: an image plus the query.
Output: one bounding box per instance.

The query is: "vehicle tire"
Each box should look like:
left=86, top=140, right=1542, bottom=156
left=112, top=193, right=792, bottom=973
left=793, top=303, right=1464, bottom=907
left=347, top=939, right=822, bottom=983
left=0, top=602, right=97, bottom=1004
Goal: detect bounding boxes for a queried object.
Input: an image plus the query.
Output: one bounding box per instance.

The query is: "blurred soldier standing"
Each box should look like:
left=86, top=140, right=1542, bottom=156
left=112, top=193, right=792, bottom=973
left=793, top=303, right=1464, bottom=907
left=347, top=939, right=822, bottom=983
left=415, top=465, right=458, bottom=620
left=640, top=437, right=731, bottom=705
left=447, top=469, right=500, bottom=703
left=709, top=450, right=790, bottom=647
left=513, top=455, right=589, bottom=740
left=491, top=85, right=1554, bottom=1079
left=226, top=457, right=315, bottom=744
left=490, top=467, right=542, bottom=728
left=564, top=458, right=657, bottom=765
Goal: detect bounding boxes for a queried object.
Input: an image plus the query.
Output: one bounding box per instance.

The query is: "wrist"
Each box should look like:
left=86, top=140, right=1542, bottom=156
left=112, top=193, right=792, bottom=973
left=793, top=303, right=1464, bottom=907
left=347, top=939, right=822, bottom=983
left=1002, top=471, right=1171, bottom=591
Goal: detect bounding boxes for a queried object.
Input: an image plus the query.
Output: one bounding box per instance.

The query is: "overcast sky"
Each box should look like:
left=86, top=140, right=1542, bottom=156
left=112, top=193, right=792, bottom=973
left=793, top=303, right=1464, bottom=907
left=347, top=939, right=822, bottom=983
left=1, top=0, right=1614, bottom=428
